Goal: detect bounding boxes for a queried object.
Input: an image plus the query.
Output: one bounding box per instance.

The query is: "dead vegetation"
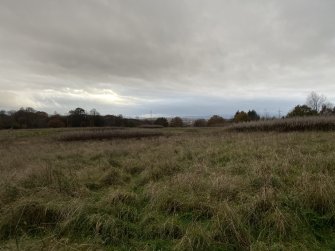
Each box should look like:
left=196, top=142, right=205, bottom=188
left=226, top=116, right=335, bottom=132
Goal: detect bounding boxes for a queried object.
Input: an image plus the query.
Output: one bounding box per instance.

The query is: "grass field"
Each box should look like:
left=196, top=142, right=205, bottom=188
left=1, top=127, right=335, bottom=250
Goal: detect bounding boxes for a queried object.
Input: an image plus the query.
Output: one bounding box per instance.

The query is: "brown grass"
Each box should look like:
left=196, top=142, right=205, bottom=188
left=58, top=129, right=164, bottom=141
left=226, top=116, right=335, bottom=132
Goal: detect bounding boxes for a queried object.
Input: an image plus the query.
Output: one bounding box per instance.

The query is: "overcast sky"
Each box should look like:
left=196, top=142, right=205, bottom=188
left=0, top=0, right=335, bottom=117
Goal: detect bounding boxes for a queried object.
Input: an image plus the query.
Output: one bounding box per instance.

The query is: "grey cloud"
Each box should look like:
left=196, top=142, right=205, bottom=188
left=0, top=0, right=200, bottom=80
left=0, top=0, right=334, bottom=115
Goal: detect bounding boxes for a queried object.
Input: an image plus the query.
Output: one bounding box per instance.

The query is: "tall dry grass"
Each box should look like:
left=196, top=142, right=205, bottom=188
left=0, top=128, right=335, bottom=249
left=58, top=128, right=164, bottom=141
left=226, top=116, right=335, bottom=132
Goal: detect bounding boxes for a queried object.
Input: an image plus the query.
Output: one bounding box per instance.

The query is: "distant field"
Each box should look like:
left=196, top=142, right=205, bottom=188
left=1, top=127, right=335, bottom=250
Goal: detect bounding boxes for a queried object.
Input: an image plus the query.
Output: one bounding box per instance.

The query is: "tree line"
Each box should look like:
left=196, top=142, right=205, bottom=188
left=0, top=106, right=258, bottom=129
left=0, top=107, right=142, bottom=129
left=0, top=92, right=333, bottom=129
left=0, top=107, right=261, bottom=129
left=0, top=107, right=191, bottom=129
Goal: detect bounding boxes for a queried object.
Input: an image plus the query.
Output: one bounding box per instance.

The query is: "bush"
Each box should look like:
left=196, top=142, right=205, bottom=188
left=170, top=117, right=183, bottom=127
left=234, top=111, right=249, bottom=123
left=154, top=117, right=169, bottom=127
left=48, top=115, right=66, bottom=128
left=287, top=105, right=317, bottom=117
left=193, top=119, right=207, bottom=127
left=207, top=115, right=225, bottom=127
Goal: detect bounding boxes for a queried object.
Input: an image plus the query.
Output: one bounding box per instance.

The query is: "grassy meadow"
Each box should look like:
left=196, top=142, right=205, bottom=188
left=1, top=126, right=335, bottom=250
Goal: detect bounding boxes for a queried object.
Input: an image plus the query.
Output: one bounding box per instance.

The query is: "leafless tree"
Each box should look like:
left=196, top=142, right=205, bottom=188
left=306, top=92, right=327, bottom=112
left=90, top=108, right=100, bottom=116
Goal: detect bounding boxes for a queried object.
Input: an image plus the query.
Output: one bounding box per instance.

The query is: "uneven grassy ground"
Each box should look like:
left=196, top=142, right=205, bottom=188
left=1, top=128, right=335, bottom=250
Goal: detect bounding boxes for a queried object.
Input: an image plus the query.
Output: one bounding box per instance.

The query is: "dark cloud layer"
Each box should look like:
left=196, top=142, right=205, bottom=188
left=0, top=0, right=335, bottom=116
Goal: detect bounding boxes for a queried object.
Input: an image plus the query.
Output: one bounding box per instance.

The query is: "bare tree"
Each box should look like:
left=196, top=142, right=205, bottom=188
left=306, top=92, right=327, bottom=112
left=90, top=108, right=100, bottom=116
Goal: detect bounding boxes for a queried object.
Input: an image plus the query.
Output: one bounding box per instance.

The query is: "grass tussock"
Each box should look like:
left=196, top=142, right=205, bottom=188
left=0, top=199, right=63, bottom=239
left=1, top=127, right=335, bottom=249
left=174, top=223, right=212, bottom=251
left=298, top=173, right=335, bottom=215
left=226, top=116, right=335, bottom=132
left=212, top=203, right=251, bottom=250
